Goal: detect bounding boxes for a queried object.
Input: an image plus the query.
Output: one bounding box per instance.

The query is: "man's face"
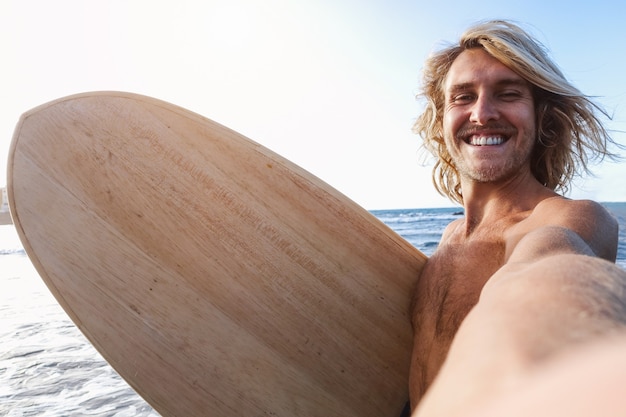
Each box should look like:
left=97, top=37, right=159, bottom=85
left=442, top=48, right=536, bottom=185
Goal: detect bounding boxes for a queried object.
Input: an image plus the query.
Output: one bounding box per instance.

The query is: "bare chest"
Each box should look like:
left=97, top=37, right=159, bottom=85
left=413, top=237, right=506, bottom=332
left=409, top=235, right=507, bottom=398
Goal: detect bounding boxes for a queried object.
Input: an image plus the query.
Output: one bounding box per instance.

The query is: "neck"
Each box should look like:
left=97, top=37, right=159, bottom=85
left=460, top=174, right=558, bottom=235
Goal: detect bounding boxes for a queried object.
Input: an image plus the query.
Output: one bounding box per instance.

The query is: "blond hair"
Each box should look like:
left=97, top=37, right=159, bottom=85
left=414, top=20, right=618, bottom=204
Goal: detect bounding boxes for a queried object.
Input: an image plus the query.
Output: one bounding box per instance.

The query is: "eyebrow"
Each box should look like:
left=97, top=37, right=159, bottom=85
left=446, top=78, right=530, bottom=95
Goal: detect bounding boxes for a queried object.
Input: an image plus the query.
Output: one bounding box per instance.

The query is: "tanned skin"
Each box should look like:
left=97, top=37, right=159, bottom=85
left=408, top=49, right=623, bottom=416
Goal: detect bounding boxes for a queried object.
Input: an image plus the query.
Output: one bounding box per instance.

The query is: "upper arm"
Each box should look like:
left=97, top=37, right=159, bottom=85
left=506, top=225, right=595, bottom=264
left=506, top=199, right=619, bottom=264
left=574, top=201, right=619, bottom=261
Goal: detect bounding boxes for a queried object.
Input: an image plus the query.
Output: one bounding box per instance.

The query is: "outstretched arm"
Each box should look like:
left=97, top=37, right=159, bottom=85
left=413, top=201, right=625, bottom=417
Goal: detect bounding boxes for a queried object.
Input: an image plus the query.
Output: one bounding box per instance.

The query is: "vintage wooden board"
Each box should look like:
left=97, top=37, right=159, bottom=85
left=7, top=92, right=426, bottom=417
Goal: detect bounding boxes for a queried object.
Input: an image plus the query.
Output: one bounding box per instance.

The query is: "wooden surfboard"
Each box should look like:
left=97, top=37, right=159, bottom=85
left=7, top=92, right=427, bottom=417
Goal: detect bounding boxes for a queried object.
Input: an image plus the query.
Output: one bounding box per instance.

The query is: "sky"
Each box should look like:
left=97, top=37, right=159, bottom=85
left=1, top=0, right=625, bottom=209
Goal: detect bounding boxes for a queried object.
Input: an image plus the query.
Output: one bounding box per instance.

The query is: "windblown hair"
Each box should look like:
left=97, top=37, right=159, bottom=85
left=414, top=20, right=618, bottom=204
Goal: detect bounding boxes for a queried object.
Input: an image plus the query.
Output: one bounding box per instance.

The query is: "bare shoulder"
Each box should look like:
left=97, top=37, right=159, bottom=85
left=439, top=217, right=464, bottom=244
left=510, top=197, right=618, bottom=262
left=533, top=197, right=616, bottom=223
left=533, top=197, right=618, bottom=241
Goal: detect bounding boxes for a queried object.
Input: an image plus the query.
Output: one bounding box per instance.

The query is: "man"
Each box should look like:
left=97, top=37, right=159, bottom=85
left=408, top=20, right=625, bottom=416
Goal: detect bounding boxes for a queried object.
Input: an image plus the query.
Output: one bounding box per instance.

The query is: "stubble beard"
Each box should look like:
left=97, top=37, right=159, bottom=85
left=447, top=131, right=535, bottom=185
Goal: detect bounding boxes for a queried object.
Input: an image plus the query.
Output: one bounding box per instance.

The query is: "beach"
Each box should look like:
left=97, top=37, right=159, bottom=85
left=1, top=205, right=625, bottom=416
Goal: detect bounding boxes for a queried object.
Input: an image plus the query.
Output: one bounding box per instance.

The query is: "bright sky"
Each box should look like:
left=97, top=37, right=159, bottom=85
left=1, top=0, right=625, bottom=209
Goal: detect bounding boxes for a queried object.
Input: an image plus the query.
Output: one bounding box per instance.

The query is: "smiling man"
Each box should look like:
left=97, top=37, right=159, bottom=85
left=408, top=20, right=626, bottom=416
left=443, top=49, right=536, bottom=186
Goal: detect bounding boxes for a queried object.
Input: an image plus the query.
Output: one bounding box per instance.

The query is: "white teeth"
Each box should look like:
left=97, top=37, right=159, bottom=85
left=470, top=136, right=505, bottom=146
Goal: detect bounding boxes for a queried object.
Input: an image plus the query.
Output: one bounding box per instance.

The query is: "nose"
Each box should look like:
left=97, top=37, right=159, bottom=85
left=469, top=95, right=500, bottom=125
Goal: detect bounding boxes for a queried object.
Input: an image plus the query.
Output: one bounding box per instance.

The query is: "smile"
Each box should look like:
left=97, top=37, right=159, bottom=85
left=467, top=135, right=507, bottom=146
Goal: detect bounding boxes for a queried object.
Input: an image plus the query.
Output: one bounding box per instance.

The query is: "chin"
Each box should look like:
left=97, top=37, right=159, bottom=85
left=465, top=167, right=515, bottom=183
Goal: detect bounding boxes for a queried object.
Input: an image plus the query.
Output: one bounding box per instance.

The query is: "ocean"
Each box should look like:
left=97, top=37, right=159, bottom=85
left=1, top=204, right=625, bottom=416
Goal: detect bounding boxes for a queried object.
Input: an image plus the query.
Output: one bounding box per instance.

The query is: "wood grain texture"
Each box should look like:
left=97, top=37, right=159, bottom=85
left=8, top=92, right=426, bottom=417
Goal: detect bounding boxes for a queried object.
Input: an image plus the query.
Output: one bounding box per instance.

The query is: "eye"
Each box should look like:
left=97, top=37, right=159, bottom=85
left=449, top=93, right=474, bottom=104
left=499, top=90, right=523, bottom=101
